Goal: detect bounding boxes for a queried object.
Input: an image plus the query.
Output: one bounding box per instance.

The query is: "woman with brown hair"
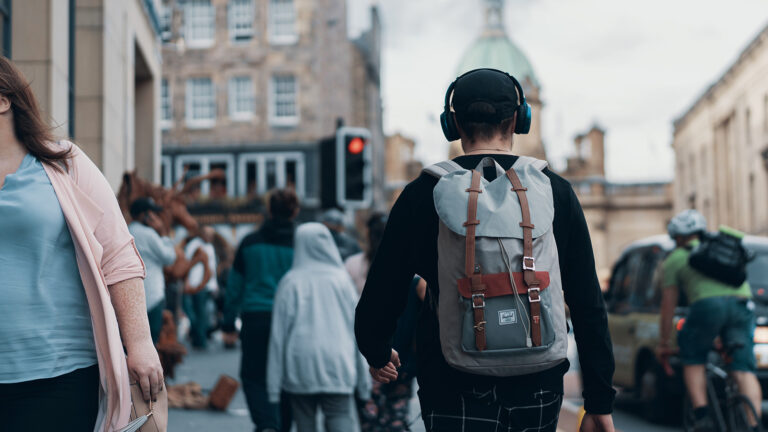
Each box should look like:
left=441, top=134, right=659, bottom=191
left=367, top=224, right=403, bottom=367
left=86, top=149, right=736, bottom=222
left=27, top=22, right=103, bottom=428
left=0, top=56, right=163, bottom=430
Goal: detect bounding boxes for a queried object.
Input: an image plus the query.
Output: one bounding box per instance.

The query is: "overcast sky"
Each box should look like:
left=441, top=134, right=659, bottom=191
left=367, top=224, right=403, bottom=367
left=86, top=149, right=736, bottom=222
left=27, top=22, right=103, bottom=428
left=347, top=0, right=768, bottom=182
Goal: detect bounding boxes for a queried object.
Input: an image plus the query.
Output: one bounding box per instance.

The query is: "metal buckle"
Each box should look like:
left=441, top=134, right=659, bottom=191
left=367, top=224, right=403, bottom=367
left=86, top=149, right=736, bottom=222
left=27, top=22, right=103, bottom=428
left=528, top=287, right=541, bottom=303
left=522, top=256, right=536, bottom=271
left=472, top=293, right=486, bottom=309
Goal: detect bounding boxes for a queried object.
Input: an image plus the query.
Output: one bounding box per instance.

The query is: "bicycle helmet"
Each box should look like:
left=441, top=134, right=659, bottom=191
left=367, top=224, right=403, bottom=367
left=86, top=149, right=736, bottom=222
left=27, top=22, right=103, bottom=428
left=667, top=209, right=707, bottom=237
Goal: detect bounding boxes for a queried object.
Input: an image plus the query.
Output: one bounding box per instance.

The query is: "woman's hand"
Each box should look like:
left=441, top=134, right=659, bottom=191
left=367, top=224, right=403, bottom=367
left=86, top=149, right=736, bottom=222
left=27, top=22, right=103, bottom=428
left=107, top=278, right=165, bottom=402
left=127, top=341, right=164, bottom=402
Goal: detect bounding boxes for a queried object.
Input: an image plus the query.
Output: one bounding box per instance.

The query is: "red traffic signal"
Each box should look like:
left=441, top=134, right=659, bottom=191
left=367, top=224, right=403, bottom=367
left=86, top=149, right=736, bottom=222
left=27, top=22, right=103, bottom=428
left=347, top=137, right=366, bottom=155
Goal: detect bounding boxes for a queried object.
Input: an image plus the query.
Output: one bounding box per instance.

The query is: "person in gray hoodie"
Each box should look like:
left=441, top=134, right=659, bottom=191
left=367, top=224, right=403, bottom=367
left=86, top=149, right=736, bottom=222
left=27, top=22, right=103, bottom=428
left=267, top=222, right=371, bottom=432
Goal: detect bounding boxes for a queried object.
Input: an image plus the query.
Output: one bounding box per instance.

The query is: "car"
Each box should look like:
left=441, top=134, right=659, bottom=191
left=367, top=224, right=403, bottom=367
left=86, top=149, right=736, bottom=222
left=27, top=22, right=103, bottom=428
left=604, top=234, right=768, bottom=423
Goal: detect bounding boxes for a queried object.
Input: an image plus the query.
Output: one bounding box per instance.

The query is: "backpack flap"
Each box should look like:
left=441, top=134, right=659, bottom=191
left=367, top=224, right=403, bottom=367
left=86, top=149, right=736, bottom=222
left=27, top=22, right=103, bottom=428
left=432, top=158, right=554, bottom=240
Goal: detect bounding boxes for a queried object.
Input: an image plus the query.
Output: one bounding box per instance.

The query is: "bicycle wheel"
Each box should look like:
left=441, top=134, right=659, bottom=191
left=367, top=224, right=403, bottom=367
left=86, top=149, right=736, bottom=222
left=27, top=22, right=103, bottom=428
left=728, top=394, right=762, bottom=432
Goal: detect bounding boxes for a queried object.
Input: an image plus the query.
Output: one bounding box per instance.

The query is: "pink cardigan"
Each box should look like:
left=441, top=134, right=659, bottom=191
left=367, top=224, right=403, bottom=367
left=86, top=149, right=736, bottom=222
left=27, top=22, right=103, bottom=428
left=42, top=141, right=146, bottom=432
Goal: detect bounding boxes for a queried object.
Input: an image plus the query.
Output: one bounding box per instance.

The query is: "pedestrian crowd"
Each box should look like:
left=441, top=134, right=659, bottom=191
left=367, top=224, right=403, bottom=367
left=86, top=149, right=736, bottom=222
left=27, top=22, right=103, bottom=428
left=1, top=49, right=623, bottom=432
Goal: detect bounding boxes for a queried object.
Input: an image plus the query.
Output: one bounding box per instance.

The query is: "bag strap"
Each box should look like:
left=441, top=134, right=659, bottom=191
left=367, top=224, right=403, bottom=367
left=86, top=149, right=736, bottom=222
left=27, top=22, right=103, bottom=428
left=505, top=167, right=543, bottom=347
left=463, top=170, right=487, bottom=351
left=423, top=160, right=464, bottom=178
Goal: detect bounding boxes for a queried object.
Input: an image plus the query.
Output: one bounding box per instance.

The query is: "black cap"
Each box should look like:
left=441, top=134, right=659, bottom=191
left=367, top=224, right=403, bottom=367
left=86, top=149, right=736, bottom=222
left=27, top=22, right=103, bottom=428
left=130, top=197, right=163, bottom=219
left=452, top=69, right=519, bottom=124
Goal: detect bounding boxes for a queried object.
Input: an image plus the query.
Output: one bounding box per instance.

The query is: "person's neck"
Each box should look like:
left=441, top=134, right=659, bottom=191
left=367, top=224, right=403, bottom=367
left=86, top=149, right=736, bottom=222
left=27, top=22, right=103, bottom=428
left=0, top=122, right=25, bottom=159
left=461, top=136, right=513, bottom=155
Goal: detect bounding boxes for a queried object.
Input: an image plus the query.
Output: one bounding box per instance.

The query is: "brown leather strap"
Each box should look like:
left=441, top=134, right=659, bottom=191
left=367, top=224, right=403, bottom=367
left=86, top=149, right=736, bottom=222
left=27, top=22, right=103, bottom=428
left=505, top=167, right=542, bottom=347
left=464, top=170, right=487, bottom=351
left=464, top=170, right=482, bottom=278
left=458, top=271, right=551, bottom=299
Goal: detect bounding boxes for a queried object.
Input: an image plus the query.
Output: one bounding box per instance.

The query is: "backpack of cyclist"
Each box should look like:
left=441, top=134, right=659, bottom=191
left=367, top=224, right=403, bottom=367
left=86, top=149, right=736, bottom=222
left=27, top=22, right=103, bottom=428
left=423, top=156, right=568, bottom=376
left=689, top=226, right=752, bottom=287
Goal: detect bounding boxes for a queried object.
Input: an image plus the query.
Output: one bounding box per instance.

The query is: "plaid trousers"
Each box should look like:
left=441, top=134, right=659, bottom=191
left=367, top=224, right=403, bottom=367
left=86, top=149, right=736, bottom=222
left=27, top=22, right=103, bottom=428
left=419, top=386, right=563, bottom=432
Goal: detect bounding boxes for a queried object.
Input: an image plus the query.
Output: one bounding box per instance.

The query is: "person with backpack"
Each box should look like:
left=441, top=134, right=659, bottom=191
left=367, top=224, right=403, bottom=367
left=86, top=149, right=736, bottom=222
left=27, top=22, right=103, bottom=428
left=355, top=68, right=615, bottom=432
left=223, top=188, right=299, bottom=432
left=657, top=210, right=761, bottom=432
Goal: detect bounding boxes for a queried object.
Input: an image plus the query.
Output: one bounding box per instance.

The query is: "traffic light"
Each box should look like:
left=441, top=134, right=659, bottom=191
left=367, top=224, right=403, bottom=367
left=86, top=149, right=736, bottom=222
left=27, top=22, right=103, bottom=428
left=336, top=127, right=371, bottom=207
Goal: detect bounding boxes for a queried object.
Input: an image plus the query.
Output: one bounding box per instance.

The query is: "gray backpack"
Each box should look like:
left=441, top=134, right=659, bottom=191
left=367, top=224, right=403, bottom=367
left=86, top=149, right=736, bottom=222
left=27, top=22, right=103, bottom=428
left=424, top=156, right=568, bottom=376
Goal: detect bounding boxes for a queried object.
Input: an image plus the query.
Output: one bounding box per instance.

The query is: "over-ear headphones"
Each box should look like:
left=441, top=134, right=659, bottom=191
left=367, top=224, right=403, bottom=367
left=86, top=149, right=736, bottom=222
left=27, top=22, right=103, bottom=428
left=440, top=68, right=532, bottom=141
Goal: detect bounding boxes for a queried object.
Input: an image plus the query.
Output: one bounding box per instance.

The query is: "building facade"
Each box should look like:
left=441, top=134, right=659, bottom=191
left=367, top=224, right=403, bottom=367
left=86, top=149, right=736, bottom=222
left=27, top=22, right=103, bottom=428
left=384, top=133, right=422, bottom=206
left=562, top=126, right=673, bottom=275
left=159, top=0, right=384, bottom=213
left=9, top=0, right=163, bottom=189
left=673, top=24, right=768, bottom=235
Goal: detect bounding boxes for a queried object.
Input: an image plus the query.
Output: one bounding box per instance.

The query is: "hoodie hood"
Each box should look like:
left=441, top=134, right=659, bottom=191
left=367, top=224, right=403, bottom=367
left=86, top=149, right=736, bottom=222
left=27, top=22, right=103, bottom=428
left=291, top=222, right=344, bottom=270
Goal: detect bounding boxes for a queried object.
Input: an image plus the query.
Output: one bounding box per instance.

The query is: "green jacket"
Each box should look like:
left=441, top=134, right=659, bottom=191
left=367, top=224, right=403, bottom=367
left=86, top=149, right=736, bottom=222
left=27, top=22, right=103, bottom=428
left=223, top=219, right=294, bottom=331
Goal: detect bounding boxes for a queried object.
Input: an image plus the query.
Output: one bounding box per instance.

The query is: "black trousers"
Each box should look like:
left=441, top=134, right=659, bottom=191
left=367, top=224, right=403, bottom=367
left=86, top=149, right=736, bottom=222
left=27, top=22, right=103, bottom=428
left=240, top=311, right=292, bottom=432
left=0, top=364, right=100, bottom=431
left=419, top=386, right=563, bottom=432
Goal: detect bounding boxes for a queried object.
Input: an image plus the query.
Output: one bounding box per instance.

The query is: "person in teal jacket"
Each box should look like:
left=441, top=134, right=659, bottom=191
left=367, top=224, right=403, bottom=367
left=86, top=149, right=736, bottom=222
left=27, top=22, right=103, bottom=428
left=223, top=188, right=299, bottom=432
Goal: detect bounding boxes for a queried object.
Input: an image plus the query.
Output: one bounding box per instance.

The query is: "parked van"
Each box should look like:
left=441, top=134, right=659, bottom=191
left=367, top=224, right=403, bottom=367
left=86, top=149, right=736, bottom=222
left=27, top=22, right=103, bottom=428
left=605, top=234, right=768, bottom=423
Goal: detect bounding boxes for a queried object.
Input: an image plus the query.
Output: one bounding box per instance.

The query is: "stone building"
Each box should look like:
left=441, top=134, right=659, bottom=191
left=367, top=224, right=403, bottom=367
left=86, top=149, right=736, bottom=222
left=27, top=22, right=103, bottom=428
left=7, top=0, right=164, bottom=189
left=385, top=133, right=422, bottom=206
left=562, top=126, right=673, bottom=274
left=673, top=23, right=768, bottom=235
left=159, top=0, right=384, bottom=213
left=449, top=0, right=546, bottom=161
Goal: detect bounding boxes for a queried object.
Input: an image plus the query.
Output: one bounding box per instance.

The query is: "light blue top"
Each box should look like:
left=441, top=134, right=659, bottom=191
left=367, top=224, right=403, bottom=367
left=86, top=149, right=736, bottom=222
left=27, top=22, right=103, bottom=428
left=0, top=153, right=97, bottom=383
left=129, top=221, right=176, bottom=310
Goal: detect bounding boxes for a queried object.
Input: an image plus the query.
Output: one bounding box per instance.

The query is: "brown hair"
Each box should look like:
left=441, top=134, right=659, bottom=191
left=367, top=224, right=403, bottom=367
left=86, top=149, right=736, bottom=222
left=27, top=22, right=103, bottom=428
left=268, top=188, right=300, bottom=220
left=456, top=103, right=516, bottom=145
left=0, top=56, right=70, bottom=168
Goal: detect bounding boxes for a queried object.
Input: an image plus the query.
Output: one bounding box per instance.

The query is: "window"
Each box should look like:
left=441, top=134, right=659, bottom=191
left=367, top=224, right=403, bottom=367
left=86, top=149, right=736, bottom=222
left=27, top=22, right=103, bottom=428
left=186, top=77, right=215, bottom=128
left=228, top=76, right=254, bottom=120
left=159, top=4, right=172, bottom=42
left=270, top=74, right=298, bottom=125
left=269, top=0, right=297, bottom=44
left=228, top=0, right=254, bottom=42
left=161, top=156, right=173, bottom=188
left=184, top=0, right=215, bottom=48
left=746, top=108, right=752, bottom=146
left=237, top=152, right=306, bottom=198
left=174, top=154, right=236, bottom=198
left=161, top=79, right=172, bottom=128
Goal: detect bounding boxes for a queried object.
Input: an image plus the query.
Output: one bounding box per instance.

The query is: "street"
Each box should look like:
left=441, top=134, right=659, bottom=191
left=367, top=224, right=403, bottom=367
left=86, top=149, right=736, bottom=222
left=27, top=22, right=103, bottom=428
left=168, top=333, right=680, bottom=432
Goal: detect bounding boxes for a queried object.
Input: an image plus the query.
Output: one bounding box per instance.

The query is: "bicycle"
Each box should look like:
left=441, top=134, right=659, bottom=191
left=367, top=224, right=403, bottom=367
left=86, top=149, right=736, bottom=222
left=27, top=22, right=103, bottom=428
left=682, top=342, right=762, bottom=432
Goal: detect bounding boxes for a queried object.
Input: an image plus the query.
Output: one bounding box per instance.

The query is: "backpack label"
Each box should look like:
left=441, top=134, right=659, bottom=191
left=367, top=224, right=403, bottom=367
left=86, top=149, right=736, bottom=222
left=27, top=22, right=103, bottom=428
left=498, top=309, right=517, bottom=325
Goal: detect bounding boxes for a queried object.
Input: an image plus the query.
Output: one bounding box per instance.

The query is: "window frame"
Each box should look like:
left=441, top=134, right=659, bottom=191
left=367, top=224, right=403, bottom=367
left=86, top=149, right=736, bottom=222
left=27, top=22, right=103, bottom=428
left=159, top=3, right=172, bottom=42
left=160, top=78, right=173, bottom=129
left=184, top=0, right=215, bottom=49
left=228, top=75, right=255, bottom=121
left=161, top=156, right=173, bottom=188
left=237, top=152, right=306, bottom=199
left=228, top=0, right=254, bottom=43
left=185, top=77, right=216, bottom=129
left=269, top=74, right=299, bottom=126
left=174, top=153, right=237, bottom=198
left=268, top=0, right=298, bottom=45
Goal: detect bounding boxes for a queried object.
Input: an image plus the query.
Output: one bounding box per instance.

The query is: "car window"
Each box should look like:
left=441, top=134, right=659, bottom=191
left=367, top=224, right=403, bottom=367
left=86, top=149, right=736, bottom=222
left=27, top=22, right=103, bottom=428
left=747, top=251, right=768, bottom=304
left=747, top=252, right=768, bottom=288
left=608, top=250, right=644, bottom=313
left=635, top=247, right=667, bottom=311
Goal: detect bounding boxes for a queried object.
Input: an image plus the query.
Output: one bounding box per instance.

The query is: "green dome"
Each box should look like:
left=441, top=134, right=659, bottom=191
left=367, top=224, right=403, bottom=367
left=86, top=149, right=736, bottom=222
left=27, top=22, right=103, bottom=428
left=457, top=35, right=540, bottom=88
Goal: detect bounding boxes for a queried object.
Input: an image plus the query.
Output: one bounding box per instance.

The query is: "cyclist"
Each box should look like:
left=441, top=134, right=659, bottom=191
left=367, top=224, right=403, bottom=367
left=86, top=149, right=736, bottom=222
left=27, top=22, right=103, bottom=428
left=657, top=209, right=762, bottom=432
